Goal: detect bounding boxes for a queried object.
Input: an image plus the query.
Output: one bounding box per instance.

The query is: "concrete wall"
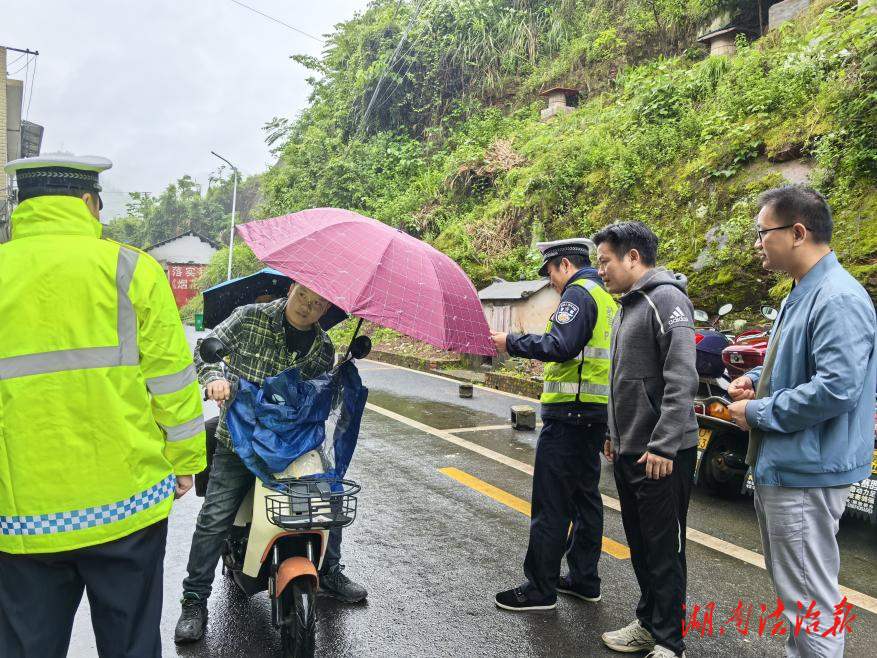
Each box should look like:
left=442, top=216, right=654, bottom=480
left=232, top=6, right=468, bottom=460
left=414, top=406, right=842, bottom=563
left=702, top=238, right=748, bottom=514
left=540, top=105, right=574, bottom=121
left=769, top=0, right=810, bottom=31
left=146, top=234, right=217, bottom=266
left=709, top=33, right=738, bottom=56
left=5, top=79, right=22, bottom=162
left=512, top=286, right=560, bottom=334
left=484, top=286, right=561, bottom=335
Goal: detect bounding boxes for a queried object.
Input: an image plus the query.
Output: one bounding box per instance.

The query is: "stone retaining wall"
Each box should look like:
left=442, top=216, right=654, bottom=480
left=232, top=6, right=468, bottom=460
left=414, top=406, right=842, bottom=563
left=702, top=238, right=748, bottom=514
left=484, top=372, right=541, bottom=399
left=365, top=349, right=462, bottom=371
left=363, top=349, right=541, bottom=399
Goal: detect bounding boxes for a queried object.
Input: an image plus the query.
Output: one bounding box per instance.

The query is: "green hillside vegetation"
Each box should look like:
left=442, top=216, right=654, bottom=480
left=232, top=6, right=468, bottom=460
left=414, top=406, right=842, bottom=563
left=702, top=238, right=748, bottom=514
left=110, top=0, right=877, bottom=315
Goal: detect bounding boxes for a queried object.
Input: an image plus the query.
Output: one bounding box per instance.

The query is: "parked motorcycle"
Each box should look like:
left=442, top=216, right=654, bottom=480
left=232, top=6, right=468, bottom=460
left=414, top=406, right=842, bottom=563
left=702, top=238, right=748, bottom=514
left=722, top=306, right=776, bottom=378
left=693, top=303, right=734, bottom=338
left=692, top=306, right=782, bottom=496
left=198, top=334, right=371, bottom=657
left=693, top=328, right=746, bottom=496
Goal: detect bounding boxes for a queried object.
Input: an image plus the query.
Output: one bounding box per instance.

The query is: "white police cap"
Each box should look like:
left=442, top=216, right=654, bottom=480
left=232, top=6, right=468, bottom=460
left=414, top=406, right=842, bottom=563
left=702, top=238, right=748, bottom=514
left=536, top=238, right=596, bottom=276
left=5, top=154, right=112, bottom=207
left=5, top=154, right=112, bottom=176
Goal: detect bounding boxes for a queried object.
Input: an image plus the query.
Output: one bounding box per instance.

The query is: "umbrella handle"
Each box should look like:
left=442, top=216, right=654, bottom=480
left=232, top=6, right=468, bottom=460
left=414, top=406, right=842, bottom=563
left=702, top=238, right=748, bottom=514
left=342, top=318, right=365, bottom=362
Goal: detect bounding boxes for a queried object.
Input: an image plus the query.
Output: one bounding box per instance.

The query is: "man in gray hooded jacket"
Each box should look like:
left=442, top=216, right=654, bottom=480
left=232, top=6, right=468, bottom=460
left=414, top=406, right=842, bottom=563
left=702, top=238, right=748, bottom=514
left=593, top=221, right=698, bottom=658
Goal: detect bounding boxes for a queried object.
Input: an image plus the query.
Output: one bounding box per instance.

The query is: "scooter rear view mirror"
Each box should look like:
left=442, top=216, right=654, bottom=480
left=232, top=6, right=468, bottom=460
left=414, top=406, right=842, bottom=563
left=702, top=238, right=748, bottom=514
left=199, top=336, right=230, bottom=364
left=693, top=310, right=709, bottom=323
left=761, top=306, right=779, bottom=321
left=349, top=335, right=372, bottom=360
left=718, top=303, right=733, bottom=317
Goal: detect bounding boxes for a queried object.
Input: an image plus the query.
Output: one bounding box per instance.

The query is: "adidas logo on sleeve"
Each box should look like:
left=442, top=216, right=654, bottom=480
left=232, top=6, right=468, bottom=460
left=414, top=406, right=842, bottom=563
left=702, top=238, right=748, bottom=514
left=668, top=306, right=690, bottom=326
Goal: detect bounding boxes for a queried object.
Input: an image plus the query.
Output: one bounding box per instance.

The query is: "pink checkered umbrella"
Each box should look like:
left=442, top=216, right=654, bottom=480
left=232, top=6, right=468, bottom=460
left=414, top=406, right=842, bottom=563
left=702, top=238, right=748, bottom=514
left=236, top=208, right=496, bottom=356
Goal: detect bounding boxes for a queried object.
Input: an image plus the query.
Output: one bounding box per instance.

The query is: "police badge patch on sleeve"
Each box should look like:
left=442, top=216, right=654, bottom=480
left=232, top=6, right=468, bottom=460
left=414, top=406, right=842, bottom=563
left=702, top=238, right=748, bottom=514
left=555, top=301, right=579, bottom=324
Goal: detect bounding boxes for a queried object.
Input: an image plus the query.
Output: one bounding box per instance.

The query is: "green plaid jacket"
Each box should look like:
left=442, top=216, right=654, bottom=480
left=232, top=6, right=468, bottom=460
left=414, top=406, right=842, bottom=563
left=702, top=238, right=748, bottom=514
left=195, top=298, right=335, bottom=450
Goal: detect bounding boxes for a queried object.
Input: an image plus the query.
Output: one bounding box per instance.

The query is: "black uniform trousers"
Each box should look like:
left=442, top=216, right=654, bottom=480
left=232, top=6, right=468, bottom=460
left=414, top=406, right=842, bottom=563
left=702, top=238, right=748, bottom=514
left=614, top=446, right=696, bottom=655
left=522, top=419, right=606, bottom=600
left=0, top=518, right=167, bottom=658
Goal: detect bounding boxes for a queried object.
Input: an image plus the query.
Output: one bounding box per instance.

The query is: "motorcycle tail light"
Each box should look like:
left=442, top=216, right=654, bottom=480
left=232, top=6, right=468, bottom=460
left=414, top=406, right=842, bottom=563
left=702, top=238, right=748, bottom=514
left=694, top=402, right=706, bottom=415
left=707, top=402, right=733, bottom=421
left=722, top=347, right=764, bottom=371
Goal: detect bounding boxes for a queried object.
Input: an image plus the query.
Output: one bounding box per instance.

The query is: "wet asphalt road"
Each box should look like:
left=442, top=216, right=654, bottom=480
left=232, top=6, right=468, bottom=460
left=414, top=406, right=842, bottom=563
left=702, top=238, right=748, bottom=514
left=66, top=334, right=876, bottom=657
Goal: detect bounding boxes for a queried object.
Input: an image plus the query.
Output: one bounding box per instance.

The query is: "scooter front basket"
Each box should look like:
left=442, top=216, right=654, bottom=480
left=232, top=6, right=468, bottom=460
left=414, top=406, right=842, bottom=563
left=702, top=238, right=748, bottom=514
left=265, top=477, right=360, bottom=530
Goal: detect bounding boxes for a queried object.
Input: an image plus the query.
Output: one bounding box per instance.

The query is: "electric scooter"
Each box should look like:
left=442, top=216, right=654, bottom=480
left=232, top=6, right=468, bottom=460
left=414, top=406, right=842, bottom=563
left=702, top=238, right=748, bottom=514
left=198, top=335, right=371, bottom=658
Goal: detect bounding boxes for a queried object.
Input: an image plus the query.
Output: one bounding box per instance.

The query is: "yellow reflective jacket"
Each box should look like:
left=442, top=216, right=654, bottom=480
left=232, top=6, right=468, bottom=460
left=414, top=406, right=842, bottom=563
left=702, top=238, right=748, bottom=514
left=0, top=196, right=206, bottom=554
left=541, top=278, right=617, bottom=405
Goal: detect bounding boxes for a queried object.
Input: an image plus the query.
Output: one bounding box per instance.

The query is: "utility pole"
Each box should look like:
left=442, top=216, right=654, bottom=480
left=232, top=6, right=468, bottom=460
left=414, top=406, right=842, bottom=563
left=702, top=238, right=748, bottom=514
left=210, top=151, right=239, bottom=281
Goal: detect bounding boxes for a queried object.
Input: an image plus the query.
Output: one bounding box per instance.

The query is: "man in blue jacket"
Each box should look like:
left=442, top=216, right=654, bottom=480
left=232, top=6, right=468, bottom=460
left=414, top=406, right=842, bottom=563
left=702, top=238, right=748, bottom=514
left=491, top=239, right=617, bottom=611
left=728, top=186, right=876, bottom=658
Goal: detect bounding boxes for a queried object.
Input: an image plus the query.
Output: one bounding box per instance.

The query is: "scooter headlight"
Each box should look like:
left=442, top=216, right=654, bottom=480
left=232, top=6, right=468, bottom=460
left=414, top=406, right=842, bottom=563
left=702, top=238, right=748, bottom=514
left=707, top=401, right=733, bottom=421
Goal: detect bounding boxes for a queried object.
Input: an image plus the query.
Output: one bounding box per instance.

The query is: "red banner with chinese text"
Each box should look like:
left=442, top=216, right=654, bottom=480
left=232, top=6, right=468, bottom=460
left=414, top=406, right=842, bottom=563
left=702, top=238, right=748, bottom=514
left=167, top=263, right=205, bottom=308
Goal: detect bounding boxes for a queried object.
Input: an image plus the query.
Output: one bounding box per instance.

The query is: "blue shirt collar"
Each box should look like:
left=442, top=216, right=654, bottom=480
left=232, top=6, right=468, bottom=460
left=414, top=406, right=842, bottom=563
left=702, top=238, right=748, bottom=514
left=787, top=251, right=838, bottom=304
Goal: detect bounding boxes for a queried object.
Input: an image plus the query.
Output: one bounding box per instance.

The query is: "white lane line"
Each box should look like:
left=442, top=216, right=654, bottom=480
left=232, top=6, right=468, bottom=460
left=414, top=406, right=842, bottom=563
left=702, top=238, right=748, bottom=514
left=365, top=403, right=535, bottom=476
left=361, top=359, right=538, bottom=401
left=448, top=423, right=543, bottom=434
left=365, top=401, right=877, bottom=616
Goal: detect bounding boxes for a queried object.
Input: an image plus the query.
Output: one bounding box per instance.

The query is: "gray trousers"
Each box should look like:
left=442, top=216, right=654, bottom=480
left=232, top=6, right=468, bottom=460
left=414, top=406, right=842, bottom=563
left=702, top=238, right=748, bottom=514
left=754, top=484, right=850, bottom=658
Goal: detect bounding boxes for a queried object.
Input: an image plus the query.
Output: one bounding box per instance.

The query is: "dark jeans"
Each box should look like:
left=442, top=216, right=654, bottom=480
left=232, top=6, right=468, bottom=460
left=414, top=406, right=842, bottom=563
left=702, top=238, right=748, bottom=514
left=614, top=446, right=696, bottom=655
left=0, top=519, right=167, bottom=658
left=182, top=443, right=344, bottom=598
left=521, top=419, right=606, bottom=600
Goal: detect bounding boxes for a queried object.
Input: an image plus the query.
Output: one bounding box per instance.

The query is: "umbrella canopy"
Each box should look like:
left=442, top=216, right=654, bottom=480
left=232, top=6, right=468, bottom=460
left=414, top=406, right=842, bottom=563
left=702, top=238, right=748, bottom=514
left=202, top=267, right=348, bottom=330
left=236, top=208, right=496, bottom=356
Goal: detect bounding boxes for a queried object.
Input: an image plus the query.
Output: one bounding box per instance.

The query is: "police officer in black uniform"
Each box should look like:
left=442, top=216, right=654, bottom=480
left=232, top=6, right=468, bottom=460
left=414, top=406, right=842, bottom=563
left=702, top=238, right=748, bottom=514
left=492, top=239, right=618, bottom=611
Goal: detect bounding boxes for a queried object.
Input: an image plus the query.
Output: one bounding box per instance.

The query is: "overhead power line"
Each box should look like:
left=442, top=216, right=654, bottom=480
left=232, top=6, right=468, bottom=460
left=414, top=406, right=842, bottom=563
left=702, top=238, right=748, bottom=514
left=8, top=57, right=32, bottom=77
left=229, top=0, right=323, bottom=43
left=7, top=51, right=27, bottom=67
left=357, top=0, right=430, bottom=135
left=25, top=56, right=37, bottom=120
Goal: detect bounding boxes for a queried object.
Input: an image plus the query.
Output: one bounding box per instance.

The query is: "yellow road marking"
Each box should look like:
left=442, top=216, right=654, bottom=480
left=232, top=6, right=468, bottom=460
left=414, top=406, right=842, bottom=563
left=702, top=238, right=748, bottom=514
left=367, top=401, right=877, bottom=615
left=439, top=466, right=631, bottom=560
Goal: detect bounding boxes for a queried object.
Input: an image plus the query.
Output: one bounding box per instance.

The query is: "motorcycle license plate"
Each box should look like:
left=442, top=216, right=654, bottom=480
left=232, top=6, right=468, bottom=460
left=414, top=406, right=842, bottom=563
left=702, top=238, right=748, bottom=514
left=698, top=428, right=712, bottom=450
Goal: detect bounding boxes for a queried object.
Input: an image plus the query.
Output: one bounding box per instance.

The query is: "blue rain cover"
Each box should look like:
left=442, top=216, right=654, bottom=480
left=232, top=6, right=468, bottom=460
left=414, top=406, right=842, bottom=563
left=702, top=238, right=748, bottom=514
left=224, top=361, right=368, bottom=485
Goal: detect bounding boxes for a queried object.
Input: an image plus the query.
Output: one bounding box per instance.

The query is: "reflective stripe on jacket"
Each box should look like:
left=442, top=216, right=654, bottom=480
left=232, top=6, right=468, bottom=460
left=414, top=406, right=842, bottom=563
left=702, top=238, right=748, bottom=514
left=541, top=279, right=617, bottom=405
left=0, top=196, right=206, bottom=554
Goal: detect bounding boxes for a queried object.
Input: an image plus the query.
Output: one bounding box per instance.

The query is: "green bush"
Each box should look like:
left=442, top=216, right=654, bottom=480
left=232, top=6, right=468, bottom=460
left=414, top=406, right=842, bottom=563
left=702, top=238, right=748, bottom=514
left=254, top=0, right=876, bottom=308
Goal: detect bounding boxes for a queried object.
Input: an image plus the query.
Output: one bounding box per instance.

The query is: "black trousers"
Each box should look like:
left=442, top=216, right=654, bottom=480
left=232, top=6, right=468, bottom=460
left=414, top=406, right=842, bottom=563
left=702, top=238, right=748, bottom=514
left=614, top=446, right=696, bottom=655
left=0, top=519, right=167, bottom=658
left=522, top=419, right=606, bottom=600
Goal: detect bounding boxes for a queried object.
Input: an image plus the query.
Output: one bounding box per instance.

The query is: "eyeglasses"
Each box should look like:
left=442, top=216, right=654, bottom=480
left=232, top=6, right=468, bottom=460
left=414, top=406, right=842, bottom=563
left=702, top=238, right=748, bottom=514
left=754, top=224, right=795, bottom=243
left=294, top=290, right=331, bottom=311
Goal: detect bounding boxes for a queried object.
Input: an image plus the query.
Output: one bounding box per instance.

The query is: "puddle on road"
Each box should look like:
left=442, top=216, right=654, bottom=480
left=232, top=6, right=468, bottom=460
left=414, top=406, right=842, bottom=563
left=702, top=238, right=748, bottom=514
left=366, top=390, right=506, bottom=430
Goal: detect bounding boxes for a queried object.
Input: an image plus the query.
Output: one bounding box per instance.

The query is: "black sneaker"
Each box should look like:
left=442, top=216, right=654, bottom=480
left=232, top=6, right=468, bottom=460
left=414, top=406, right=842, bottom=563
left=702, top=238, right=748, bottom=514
left=557, top=575, right=601, bottom=602
left=495, top=586, right=556, bottom=611
left=319, top=568, right=368, bottom=603
left=174, top=592, right=207, bottom=644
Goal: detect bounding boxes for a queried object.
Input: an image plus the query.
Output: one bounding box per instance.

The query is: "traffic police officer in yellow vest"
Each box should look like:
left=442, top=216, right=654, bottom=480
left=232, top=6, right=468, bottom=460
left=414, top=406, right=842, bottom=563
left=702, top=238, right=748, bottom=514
left=492, top=238, right=617, bottom=611
left=0, top=155, right=206, bottom=658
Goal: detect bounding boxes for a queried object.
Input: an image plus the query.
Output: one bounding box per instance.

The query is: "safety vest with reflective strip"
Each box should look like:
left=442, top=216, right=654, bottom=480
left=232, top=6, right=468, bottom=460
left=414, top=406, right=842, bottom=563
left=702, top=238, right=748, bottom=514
left=0, top=196, right=206, bottom=554
left=541, top=279, right=617, bottom=405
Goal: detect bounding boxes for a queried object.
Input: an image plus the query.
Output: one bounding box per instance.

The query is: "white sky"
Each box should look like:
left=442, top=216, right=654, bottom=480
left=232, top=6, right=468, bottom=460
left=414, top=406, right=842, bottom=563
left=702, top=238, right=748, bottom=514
left=4, top=0, right=373, bottom=219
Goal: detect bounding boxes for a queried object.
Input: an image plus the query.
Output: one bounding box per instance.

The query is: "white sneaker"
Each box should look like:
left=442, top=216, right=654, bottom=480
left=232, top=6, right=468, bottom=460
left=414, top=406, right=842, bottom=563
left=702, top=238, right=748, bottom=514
left=645, top=645, right=685, bottom=658
left=601, top=619, right=656, bottom=653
